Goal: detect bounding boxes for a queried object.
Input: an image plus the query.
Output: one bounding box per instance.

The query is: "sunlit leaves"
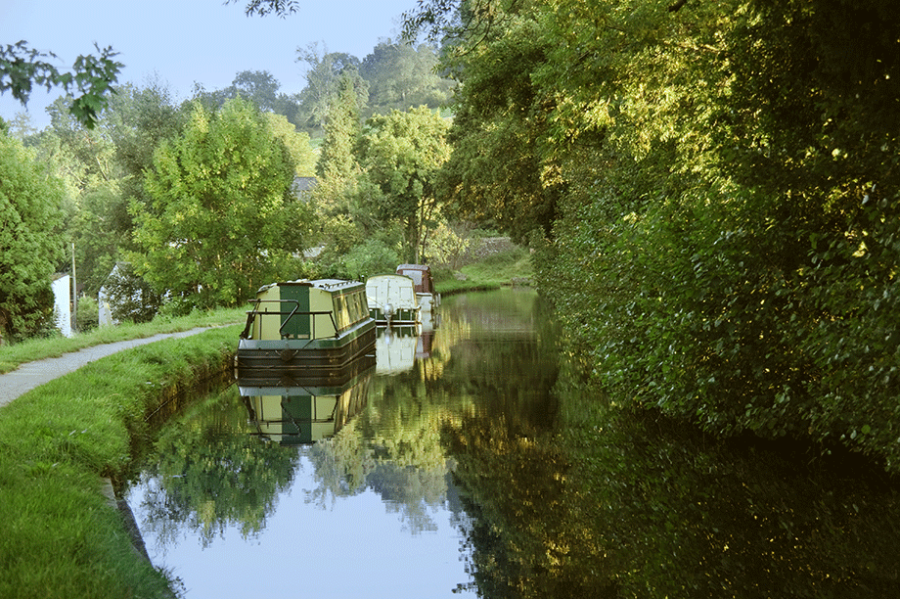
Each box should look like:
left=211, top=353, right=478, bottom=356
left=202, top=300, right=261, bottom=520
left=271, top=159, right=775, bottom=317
left=133, top=98, right=314, bottom=309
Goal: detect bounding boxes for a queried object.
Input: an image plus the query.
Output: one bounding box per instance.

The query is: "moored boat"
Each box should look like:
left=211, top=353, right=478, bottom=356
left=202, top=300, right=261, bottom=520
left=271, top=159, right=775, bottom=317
left=395, top=264, right=440, bottom=313
left=365, top=273, right=419, bottom=325
left=235, top=278, right=376, bottom=377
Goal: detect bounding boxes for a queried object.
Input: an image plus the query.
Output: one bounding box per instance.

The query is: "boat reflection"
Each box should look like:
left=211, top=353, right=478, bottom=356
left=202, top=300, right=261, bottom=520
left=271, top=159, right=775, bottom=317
left=375, top=312, right=438, bottom=375
left=237, top=355, right=375, bottom=445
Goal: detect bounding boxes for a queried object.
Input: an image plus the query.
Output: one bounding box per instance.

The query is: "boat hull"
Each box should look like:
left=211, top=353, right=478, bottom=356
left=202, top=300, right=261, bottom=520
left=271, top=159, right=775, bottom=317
left=235, top=319, right=376, bottom=379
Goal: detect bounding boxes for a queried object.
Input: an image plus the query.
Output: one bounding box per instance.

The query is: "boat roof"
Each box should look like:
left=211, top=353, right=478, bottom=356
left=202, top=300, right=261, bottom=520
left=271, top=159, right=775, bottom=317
left=367, top=273, right=415, bottom=282
left=396, top=264, right=432, bottom=272
left=256, top=278, right=363, bottom=294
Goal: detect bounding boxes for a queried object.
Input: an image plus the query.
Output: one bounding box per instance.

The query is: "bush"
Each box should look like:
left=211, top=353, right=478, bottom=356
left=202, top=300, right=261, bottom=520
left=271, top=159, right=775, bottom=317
left=75, top=296, right=99, bottom=332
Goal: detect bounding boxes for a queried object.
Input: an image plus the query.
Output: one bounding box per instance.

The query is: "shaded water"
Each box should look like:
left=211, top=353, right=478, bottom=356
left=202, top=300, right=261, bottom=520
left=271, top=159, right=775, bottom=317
left=126, top=289, right=900, bottom=598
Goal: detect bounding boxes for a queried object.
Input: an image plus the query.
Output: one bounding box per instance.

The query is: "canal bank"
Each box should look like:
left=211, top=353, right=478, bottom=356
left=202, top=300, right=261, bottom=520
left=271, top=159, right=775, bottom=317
left=0, top=325, right=240, bottom=599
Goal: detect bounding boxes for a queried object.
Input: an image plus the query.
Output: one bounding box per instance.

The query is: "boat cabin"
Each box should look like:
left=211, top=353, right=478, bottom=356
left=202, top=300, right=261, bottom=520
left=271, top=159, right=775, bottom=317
left=366, top=273, right=419, bottom=325
left=236, top=278, right=376, bottom=375
left=395, top=264, right=440, bottom=312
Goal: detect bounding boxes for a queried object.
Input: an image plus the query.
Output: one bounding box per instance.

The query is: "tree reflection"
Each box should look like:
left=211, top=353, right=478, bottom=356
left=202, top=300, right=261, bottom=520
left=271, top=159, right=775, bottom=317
left=559, top=386, right=900, bottom=598
left=136, top=386, right=298, bottom=549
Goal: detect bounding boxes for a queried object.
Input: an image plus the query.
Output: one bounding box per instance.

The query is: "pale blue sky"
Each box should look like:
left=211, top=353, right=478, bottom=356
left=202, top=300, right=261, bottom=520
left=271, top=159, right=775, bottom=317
left=0, top=0, right=419, bottom=129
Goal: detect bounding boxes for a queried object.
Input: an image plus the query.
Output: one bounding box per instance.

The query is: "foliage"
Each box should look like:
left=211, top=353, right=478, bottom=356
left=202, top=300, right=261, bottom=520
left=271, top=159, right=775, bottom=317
left=263, top=111, right=317, bottom=176
left=341, top=237, right=403, bottom=280
left=74, top=295, right=99, bottom=332
left=0, top=133, right=65, bottom=341
left=402, top=0, right=900, bottom=464
left=133, top=98, right=316, bottom=309
left=226, top=0, right=298, bottom=18
left=296, top=44, right=367, bottom=135
left=315, top=71, right=364, bottom=182
left=429, top=1, right=564, bottom=244
left=359, top=41, right=455, bottom=117
left=356, top=106, right=451, bottom=262
left=0, top=41, right=122, bottom=128
left=101, top=262, right=162, bottom=324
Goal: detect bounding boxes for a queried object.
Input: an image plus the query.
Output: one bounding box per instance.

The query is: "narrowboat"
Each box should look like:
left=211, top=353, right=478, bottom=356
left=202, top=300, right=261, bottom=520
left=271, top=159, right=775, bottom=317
left=235, top=278, right=376, bottom=377
left=396, top=264, right=440, bottom=313
left=365, top=273, right=419, bottom=325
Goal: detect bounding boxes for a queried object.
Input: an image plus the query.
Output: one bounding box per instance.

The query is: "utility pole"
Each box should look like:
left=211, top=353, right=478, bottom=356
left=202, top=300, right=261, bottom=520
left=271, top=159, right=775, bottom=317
left=71, top=242, right=77, bottom=333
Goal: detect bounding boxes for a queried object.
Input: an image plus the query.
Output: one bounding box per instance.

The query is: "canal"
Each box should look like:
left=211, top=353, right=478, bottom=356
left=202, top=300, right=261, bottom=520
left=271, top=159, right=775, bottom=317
left=125, top=289, right=900, bottom=598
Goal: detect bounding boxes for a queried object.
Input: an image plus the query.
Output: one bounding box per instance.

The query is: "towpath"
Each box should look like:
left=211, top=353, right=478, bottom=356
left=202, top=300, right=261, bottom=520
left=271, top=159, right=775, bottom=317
left=0, top=328, right=217, bottom=409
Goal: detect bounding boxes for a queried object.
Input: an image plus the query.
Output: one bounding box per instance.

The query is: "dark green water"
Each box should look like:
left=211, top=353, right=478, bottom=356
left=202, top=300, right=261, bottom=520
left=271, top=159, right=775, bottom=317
left=125, top=289, right=900, bottom=598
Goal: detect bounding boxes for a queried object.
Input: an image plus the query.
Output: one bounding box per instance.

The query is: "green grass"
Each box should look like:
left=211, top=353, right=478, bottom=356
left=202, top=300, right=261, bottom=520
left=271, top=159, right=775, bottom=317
left=435, top=245, right=534, bottom=295
left=0, top=306, right=247, bottom=374
left=0, top=325, right=240, bottom=599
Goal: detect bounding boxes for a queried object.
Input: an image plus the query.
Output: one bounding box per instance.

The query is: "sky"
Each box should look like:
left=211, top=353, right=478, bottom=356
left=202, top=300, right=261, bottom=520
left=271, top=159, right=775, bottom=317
left=0, top=0, right=420, bottom=129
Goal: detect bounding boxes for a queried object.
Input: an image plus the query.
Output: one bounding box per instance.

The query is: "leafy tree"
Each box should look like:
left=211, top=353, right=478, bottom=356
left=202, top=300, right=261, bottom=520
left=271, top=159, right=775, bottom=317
left=0, top=132, right=65, bottom=340
left=132, top=98, right=315, bottom=309
left=295, top=43, right=367, bottom=134
left=404, top=0, right=900, bottom=466
left=263, top=111, right=316, bottom=176
left=360, top=41, right=454, bottom=116
left=101, top=261, right=162, bottom=324
left=0, top=41, right=122, bottom=128
left=192, top=70, right=303, bottom=128
left=428, top=1, right=564, bottom=244
left=356, top=106, right=451, bottom=262
left=316, top=72, right=364, bottom=182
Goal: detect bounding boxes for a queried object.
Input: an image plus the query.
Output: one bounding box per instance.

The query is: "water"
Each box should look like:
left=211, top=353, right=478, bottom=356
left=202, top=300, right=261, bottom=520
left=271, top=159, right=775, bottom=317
left=126, top=289, right=900, bottom=598
left=125, top=289, right=555, bottom=598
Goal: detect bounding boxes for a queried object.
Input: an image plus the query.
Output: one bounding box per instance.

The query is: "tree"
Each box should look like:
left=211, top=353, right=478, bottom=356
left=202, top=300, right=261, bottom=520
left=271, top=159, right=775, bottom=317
left=0, top=132, right=65, bottom=340
left=0, top=41, right=122, bottom=129
left=132, top=98, right=315, bottom=310
left=357, top=106, right=451, bottom=263
left=263, top=111, right=316, bottom=177
left=409, top=0, right=900, bottom=465
left=295, top=43, right=366, bottom=133
left=316, top=72, right=364, bottom=182
left=360, top=41, right=454, bottom=116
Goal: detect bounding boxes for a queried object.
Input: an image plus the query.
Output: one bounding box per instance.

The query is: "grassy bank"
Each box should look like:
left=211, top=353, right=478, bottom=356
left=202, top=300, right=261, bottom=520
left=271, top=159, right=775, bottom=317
left=0, top=325, right=240, bottom=599
left=434, top=244, right=534, bottom=296
left=0, top=307, right=246, bottom=374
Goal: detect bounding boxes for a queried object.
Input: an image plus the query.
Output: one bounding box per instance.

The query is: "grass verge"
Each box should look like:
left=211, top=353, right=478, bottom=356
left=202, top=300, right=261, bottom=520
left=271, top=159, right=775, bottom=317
left=0, top=307, right=246, bottom=374
left=0, top=325, right=240, bottom=599
left=435, top=245, right=534, bottom=295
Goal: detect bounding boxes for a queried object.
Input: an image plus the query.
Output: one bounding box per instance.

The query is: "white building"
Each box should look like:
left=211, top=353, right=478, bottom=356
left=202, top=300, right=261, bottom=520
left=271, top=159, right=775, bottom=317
left=51, top=274, right=73, bottom=337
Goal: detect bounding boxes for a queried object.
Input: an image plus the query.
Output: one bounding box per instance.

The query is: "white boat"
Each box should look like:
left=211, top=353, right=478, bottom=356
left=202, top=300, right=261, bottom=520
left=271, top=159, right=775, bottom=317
left=365, top=273, right=419, bottom=325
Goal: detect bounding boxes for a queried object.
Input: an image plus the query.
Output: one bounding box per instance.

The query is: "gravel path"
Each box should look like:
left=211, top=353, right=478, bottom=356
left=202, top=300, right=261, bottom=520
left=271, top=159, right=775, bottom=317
left=0, top=328, right=216, bottom=408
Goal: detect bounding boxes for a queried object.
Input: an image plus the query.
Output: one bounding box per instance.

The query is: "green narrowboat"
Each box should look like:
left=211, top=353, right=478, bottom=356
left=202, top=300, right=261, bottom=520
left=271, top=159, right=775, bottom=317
left=235, top=278, right=376, bottom=376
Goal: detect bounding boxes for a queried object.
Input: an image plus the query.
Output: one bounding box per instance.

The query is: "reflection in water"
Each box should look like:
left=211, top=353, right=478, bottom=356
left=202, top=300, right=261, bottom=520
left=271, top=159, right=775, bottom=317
left=125, top=289, right=900, bottom=598
left=131, top=385, right=299, bottom=550
left=238, top=357, right=375, bottom=445
left=556, top=397, right=900, bottom=598
left=126, top=290, right=556, bottom=597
